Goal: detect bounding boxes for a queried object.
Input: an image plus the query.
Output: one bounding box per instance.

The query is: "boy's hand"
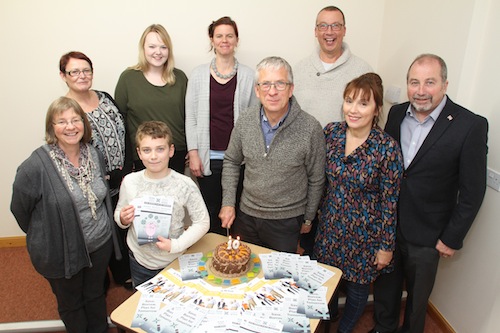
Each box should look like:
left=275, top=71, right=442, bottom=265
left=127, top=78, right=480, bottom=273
left=119, top=205, right=135, bottom=226
left=156, top=235, right=172, bottom=252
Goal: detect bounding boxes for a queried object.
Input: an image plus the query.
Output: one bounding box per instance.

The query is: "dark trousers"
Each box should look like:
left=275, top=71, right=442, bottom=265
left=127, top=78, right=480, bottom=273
left=47, top=239, right=113, bottom=333
left=198, top=159, right=225, bottom=235
left=233, top=208, right=302, bottom=253
left=198, top=160, right=244, bottom=235
left=133, top=149, right=187, bottom=175
left=107, top=194, right=131, bottom=285
left=373, top=232, right=440, bottom=333
left=331, top=279, right=371, bottom=333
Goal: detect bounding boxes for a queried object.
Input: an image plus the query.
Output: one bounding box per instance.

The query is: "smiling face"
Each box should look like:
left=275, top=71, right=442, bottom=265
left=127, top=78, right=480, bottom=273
left=144, top=32, right=169, bottom=69
left=255, top=67, right=294, bottom=118
left=137, top=135, right=174, bottom=179
left=407, top=58, right=448, bottom=118
left=315, top=9, right=346, bottom=61
left=53, top=108, right=84, bottom=151
left=211, top=24, right=238, bottom=56
left=60, top=58, right=93, bottom=93
left=343, top=89, right=378, bottom=132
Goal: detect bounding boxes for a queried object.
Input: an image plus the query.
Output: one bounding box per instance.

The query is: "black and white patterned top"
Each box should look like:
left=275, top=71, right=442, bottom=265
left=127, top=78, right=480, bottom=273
left=86, top=90, right=126, bottom=195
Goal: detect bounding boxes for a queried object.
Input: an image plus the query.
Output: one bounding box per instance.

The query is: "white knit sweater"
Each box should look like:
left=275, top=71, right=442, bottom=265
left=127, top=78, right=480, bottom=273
left=114, top=170, right=209, bottom=270
left=293, top=42, right=372, bottom=127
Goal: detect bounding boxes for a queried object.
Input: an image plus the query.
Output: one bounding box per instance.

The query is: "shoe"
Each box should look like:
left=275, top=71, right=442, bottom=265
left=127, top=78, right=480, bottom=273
left=123, top=278, right=134, bottom=291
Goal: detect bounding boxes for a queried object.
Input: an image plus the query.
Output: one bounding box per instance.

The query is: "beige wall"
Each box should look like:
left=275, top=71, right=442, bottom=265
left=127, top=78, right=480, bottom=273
left=1, top=0, right=498, bottom=331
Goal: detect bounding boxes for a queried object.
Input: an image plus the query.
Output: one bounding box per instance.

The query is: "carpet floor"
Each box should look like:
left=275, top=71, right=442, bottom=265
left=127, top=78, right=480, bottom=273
left=0, top=246, right=445, bottom=332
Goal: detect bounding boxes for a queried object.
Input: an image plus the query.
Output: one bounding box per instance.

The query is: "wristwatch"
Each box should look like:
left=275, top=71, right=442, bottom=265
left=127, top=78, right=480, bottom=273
left=303, top=219, right=312, bottom=226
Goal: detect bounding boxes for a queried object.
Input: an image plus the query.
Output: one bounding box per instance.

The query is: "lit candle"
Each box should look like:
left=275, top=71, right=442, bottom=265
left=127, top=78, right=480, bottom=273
left=227, top=235, right=232, bottom=250
left=232, top=236, right=240, bottom=250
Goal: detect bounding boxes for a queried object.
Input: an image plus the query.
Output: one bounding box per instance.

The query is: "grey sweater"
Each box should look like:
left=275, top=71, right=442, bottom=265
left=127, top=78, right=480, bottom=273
left=222, top=96, right=326, bottom=221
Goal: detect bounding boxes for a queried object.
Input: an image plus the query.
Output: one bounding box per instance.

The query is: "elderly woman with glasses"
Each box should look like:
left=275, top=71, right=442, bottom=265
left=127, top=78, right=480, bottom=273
left=11, top=97, right=122, bottom=333
left=185, top=16, right=258, bottom=235
left=59, top=51, right=133, bottom=289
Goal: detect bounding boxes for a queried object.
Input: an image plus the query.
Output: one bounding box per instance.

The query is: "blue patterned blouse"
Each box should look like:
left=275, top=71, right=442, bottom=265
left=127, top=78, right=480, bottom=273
left=314, top=121, right=403, bottom=284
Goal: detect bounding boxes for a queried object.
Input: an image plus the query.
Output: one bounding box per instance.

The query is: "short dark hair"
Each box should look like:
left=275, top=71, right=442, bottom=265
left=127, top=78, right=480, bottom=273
left=59, top=51, right=93, bottom=73
left=208, top=16, right=239, bottom=53
left=317, top=6, right=345, bottom=25
left=407, top=54, right=448, bottom=83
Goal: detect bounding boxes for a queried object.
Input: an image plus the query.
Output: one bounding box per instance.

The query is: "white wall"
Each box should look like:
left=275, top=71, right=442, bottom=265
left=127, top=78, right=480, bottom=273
left=378, top=1, right=500, bottom=332
left=1, top=0, right=499, bottom=332
left=0, top=0, right=382, bottom=237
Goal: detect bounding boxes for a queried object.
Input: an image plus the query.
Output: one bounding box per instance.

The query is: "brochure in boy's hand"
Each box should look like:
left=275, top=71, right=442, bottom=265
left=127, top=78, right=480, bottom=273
left=131, top=196, right=174, bottom=245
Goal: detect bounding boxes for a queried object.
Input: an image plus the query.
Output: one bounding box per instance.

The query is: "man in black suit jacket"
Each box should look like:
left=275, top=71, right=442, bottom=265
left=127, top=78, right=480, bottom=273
left=369, top=54, right=488, bottom=333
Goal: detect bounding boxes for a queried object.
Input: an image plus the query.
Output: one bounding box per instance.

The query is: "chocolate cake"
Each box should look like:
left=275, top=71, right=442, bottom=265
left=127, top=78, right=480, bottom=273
left=210, top=242, right=252, bottom=277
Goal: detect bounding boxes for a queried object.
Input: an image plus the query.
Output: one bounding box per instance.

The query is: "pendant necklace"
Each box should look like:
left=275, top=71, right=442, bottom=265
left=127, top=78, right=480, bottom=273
left=211, top=57, right=238, bottom=79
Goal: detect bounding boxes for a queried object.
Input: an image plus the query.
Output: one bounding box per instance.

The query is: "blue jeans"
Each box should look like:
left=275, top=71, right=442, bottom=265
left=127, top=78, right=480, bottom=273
left=129, top=251, right=163, bottom=288
left=331, top=279, right=371, bottom=333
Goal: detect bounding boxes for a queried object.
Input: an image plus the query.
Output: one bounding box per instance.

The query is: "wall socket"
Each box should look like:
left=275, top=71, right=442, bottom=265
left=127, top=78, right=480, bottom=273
left=487, top=168, right=500, bottom=192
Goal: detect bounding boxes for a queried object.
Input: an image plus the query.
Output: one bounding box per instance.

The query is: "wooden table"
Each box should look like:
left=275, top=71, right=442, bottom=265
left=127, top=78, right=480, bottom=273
left=110, top=233, right=342, bottom=332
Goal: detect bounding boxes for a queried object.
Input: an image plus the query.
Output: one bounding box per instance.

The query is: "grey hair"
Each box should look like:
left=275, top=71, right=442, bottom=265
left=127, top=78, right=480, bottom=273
left=407, top=54, right=448, bottom=83
left=255, top=56, right=294, bottom=84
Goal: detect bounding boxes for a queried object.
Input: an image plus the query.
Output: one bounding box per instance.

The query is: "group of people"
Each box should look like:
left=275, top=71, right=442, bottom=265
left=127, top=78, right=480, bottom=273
left=10, top=5, right=488, bottom=333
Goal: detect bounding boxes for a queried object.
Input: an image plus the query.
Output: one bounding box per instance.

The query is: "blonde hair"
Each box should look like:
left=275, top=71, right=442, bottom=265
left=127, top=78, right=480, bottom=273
left=131, top=24, right=176, bottom=85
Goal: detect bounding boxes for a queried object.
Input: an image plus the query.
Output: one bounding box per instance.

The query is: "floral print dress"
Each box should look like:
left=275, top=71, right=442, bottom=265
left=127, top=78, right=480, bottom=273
left=314, top=122, right=403, bottom=284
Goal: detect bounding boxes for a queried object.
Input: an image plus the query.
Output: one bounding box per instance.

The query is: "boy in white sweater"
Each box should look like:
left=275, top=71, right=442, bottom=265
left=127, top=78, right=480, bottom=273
left=115, top=121, right=209, bottom=287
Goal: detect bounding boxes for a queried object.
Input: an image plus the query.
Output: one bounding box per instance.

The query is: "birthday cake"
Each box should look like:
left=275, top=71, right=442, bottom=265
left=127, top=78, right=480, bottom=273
left=210, top=241, right=252, bottom=277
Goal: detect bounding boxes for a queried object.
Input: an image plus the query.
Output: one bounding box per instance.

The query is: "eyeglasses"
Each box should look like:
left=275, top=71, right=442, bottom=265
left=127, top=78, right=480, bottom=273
left=53, top=118, right=83, bottom=127
left=65, top=69, right=93, bottom=77
left=316, top=23, right=344, bottom=31
left=257, top=81, right=291, bottom=92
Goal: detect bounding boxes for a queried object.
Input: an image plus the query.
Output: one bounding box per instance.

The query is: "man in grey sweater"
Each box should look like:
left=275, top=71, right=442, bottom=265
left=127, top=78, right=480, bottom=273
left=219, top=56, right=326, bottom=253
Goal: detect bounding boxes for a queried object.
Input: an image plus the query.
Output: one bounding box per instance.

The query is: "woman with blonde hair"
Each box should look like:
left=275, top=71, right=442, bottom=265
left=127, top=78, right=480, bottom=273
left=115, top=24, right=188, bottom=173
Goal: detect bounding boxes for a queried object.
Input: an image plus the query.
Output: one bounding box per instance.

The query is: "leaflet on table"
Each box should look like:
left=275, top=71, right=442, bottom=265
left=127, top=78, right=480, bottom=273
left=296, top=264, right=335, bottom=293
left=130, top=196, right=174, bottom=245
left=131, top=271, right=328, bottom=332
left=178, top=252, right=204, bottom=281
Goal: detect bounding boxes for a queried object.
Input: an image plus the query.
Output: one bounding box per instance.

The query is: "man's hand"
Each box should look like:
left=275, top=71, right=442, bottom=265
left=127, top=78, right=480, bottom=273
left=219, top=206, right=236, bottom=229
left=300, top=223, right=312, bottom=234
left=436, top=239, right=456, bottom=258
left=374, top=249, right=393, bottom=270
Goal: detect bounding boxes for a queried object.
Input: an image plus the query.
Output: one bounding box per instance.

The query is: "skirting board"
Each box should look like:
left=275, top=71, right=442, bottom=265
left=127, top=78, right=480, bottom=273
left=0, top=236, right=26, bottom=248
left=428, top=301, right=456, bottom=333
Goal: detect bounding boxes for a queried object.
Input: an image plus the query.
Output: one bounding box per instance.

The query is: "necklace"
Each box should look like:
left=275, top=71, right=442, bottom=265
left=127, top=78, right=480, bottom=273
left=211, top=57, right=238, bottom=79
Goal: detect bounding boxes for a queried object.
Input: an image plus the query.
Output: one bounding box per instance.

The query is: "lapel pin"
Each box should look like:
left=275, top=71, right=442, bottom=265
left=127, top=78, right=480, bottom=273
left=447, top=115, right=453, bottom=121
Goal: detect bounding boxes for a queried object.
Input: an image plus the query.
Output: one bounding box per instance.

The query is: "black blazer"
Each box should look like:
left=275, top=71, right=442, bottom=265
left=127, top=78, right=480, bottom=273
left=385, top=96, right=488, bottom=249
